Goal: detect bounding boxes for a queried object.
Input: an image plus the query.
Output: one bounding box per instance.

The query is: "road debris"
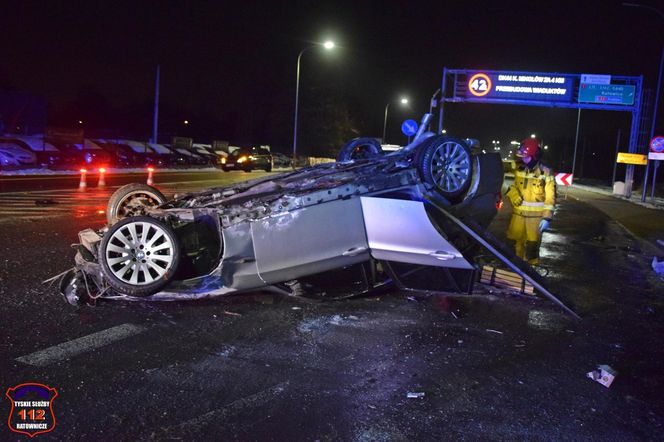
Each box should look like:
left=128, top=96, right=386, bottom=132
left=586, top=365, right=617, bottom=388
left=657, top=239, right=664, bottom=249
left=652, top=257, right=664, bottom=275
left=223, top=310, right=242, bottom=317
left=291, top=306, right=302, bottom=310
left=486, top=329, right=503, bottom=335
left=407, top=392, right=425, bottom=399
left=34, top=199, right=58, bottom=206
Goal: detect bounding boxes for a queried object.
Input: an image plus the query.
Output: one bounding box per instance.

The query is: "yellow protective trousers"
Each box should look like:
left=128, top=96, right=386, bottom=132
left=505, top=163, right=556, bottom=264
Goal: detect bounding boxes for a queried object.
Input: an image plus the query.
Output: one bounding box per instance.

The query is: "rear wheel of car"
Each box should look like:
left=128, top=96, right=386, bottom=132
left=337, top=138, right=383, bottom=162
left=99, top=216, right=180, bottom=297
left=106, top=183, right=167, bottom=226
left=415, top=136, right=472, bottom=200
left=265, top=164, right=272, bottom=172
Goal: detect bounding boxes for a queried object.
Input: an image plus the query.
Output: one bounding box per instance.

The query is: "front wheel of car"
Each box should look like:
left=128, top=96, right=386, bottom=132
left=98, top=216, right=180, bottom=297
left=415, top=136, right=472, bottom=200
left=337, top=137, right=383, bottom=162
left=106, top=183, right=167, bottom=226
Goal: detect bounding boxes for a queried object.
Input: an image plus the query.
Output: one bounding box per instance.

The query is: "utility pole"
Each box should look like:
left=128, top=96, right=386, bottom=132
left=151, top=65, right=160, bottom=144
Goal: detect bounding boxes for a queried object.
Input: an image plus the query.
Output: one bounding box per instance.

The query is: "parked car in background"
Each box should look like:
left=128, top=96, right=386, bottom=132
left=271, top=152, right=292, bottom=168
left=148, top=143, right=185, bottom=167
left=4, top=136, right=62, bottom=168
left=220, top=147, right=272, bottom=172
left=169, top=147, right=207, bottom=166
left=121, top=140, right=167, bottom=167
left=96, top=140, right=134, bottom=168
left=96, top=140, right=161, bottom=168
left=193, top=144, right=219, bottom=166
left=75, top=139, right=112, bottom=168
left=0, top=141, right=36, bottom=168
left=45, top=140, right=89, bottom=170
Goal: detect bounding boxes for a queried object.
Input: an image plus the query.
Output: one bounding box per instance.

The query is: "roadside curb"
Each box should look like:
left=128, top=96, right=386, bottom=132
left=571, top=184, right=664, bottom=211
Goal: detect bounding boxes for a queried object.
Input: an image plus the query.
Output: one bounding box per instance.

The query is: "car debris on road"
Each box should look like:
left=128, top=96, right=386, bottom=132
left=586, top=365, right=618, bottom=388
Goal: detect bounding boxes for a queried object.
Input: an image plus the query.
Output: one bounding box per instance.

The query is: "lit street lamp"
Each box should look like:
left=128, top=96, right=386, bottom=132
left=292, top=40, right=335, bottom=167
left=382, top=97, right=409, bottom=143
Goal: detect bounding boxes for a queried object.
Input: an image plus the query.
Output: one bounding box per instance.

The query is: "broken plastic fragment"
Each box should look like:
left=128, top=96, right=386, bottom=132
left=586, top=364, right=617, bottom=388
left=407, top=392, right=425, bottom=399
left=652, top=257, right=664, bottom=275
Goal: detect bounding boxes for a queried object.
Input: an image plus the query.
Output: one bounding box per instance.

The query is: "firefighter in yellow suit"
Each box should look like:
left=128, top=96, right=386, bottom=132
left=505, top=138, right=556, bottom=265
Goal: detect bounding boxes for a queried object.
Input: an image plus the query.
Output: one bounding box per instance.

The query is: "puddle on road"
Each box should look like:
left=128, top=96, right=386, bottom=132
left=427, top=293, right=571, bottom=333
left=539, top=232, right=569, bottom=259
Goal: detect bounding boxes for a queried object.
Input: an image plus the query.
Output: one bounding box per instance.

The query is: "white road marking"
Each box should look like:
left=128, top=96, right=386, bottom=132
left=170, top=381, right=289, bottom=431
left=15, top=323, right=147, bottom=367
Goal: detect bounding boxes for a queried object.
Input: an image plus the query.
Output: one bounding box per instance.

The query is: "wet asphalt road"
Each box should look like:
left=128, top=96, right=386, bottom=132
left=0, top=175, right=663, bottom=441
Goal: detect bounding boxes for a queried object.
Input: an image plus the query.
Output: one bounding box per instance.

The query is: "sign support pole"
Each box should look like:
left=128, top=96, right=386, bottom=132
left=612, top=128, right=621, bottom=186
left=643, top=47, right=664, bottom=201
left=571, top=108, right=581, bottom=178
left=652, top=161, right=659, bottom=199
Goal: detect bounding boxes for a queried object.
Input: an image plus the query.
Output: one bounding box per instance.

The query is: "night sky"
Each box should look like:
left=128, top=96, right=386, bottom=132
left=1, top=1, right=662, bottom=174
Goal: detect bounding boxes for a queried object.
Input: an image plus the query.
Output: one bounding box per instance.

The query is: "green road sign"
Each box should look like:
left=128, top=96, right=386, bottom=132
left=578, top=83, right=635, bottom=105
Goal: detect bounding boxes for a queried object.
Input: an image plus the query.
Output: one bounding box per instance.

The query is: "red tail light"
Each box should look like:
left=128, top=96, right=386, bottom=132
left=496, top=193, right=503, bottom=210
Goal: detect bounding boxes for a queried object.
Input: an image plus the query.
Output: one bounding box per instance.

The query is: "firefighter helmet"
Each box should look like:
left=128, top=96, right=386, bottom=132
left=516, top=138, right=541, bottom=160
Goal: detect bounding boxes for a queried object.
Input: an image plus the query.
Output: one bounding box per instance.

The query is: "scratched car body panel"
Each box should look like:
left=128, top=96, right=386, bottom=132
left=61, top=122, right=504, bottom=304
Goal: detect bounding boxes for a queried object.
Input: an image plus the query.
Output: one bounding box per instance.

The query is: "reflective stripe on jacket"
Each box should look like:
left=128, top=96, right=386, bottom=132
left=506, top=162, right=556, bottom=219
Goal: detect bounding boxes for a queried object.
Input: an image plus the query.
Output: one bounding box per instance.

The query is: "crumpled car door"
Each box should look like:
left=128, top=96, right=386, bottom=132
left=250, top=196, right=471, bottom=285
left=360, top=197, right=473, bottom=270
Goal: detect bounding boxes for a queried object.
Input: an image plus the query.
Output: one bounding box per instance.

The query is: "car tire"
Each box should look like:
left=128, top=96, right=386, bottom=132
left=265, top=164, right=272, bottom=172
left=98, top=216, right=180, bottom=297
left=415, top=136, right=473, bottom=200
left=106, top=183, right=167, bottom=226
left=337, top=138, right=383, bottom=162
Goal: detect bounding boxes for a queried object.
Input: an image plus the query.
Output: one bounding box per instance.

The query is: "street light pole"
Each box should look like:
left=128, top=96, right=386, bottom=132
left=382, top=97, right=408, bottom=144
left=292, top=41, right=335, bottom=168
left=292, top=47, right=309, bottom=168
left=382, top=102, right=391, bottom=142
left=151, top=64, right=160, bottom=144
left=650, top=46, right=664, bottom=199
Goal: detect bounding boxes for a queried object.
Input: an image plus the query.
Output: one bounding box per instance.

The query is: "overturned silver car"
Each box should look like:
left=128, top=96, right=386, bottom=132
left=62, top=115, right=509, bottom=304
